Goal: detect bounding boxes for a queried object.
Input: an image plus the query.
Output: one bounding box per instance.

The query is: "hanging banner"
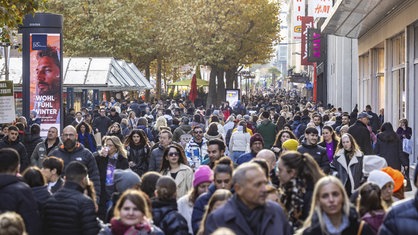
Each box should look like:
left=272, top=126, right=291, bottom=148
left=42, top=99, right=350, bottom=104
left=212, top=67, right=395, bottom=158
left=0, top=81, right=16, bottom=123
left=67, top=87, right=74, bottom=111
left=82, top=89, right=88, bottom=108
left=301, top=16, right=314, bottom=65
left=307, top=28, right=325, bottom=62
left=93, top=89, right=99, bottom=106
left=308, top=0, right=332, bottom=19
left=29, top=33, right=62, bottom=136
left=293, top=0, right=306, bottom=40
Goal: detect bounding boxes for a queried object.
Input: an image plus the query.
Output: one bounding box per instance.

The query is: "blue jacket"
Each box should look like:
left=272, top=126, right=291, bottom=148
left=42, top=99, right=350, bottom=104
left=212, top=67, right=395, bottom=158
left=205, top=197, right=291, bottom=235
left=379, top=192, right=418, bottom=235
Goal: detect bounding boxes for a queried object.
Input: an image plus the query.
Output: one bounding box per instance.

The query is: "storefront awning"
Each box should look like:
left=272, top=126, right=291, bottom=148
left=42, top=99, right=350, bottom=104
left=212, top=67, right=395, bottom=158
left=321, top=0, right=410, bottom=38
left=0, top=57, right=153, bottom=91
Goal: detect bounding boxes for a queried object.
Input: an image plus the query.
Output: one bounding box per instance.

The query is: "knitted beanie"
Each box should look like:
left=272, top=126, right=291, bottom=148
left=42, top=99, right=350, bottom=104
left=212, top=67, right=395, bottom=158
left=193, top=165, right=213, bottom=187
left=367, top=170, right=394, bottom=189
left=381, top=167, right=404, bottom=192
left=362, top=155, right=387, bottom=177
left=113, top=169, right=142, bottom=193
left=250, top=133, right=264, bottom=146
left=282, top=139, right=299, bottom=151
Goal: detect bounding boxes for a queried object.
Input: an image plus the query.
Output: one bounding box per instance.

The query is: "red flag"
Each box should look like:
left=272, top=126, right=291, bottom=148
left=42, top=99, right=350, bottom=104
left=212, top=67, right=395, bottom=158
left=189, top=74, right=198, bottom=103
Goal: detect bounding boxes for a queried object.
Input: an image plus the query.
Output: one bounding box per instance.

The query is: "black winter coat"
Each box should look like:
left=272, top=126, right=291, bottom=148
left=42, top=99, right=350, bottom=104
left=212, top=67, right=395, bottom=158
left=49, top=143, right=101, bottom=201
left=297, top=141, right=330, bottom=174
left=375, top=132, right=403, bottom=171
left=302, top=207, right=374, bottom=235
left=0, top=174, right=42, bottom=235
left=348, top=121, right=373, bottom=155
left=24, top=134, right=44, bottom=160
left=379, top=192, right=418, bottom=235
left=127, top=144, right=149, bottom=177
left=43, top=181, right=100, bottom=235
left=152, top=199, right=189, bottom=235
left=31, top=185, right=52, bottom=212
left=0, top=136, right=29, bottom=172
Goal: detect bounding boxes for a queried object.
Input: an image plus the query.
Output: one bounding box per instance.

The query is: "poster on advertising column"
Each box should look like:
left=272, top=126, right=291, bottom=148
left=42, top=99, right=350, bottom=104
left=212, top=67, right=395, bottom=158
left=0, top=81, right=16, bottom=124
left=29, top=33, right=61, bottom=136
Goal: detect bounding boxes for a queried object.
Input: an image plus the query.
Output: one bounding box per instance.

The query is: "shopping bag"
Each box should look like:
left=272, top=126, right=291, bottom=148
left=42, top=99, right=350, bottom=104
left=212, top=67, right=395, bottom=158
left=402, top=138, right=412, bottom=155
left=94, top=132, right=102, bottom=147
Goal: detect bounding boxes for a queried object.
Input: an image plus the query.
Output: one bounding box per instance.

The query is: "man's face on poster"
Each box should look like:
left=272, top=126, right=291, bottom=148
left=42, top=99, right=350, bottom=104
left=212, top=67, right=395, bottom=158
left=36, top=56, right=60, bottom=96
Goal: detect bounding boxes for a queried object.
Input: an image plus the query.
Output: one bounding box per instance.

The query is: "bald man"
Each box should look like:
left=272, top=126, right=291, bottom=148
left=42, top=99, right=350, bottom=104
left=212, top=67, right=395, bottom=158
left=256, top=149, right=279, bottom=187
left=48, top=125, right=101, bottom=200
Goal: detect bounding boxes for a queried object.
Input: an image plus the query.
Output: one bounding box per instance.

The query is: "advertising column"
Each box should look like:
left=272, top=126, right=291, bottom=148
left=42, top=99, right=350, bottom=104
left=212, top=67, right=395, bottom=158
left=19, top=13, right=63, bottom=137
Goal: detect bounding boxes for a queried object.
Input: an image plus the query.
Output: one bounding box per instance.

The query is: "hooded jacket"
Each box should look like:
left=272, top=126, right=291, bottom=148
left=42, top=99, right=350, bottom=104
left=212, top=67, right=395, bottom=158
left=297, top=140, right=330, bottom=174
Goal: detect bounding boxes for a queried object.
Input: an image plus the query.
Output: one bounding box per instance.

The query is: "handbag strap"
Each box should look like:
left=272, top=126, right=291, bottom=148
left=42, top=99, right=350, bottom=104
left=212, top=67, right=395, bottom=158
left=357, top=220, right=365, bottom=235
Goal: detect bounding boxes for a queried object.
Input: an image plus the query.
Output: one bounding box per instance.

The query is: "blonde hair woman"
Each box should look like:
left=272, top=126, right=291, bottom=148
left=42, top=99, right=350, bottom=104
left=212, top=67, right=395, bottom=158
left=297, top=176, right=373, bottom=235
left=152, top=116, right=168, bottom=143
left=96, top=135, right=129, bottom=220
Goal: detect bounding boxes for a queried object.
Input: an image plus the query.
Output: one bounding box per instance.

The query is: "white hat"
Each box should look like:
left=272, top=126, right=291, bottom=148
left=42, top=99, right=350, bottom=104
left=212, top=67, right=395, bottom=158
left=367, top=170, right=394, bottom=189
left=363, top=155, right=387, bottom=177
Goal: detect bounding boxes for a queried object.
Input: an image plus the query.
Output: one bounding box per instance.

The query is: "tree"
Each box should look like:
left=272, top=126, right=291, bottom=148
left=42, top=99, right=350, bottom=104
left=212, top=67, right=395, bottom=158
left=1, top=0, right=45, bottom=45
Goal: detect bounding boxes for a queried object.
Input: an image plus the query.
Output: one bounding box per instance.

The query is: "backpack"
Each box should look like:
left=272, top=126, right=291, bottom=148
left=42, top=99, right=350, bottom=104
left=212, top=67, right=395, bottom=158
left=178, top=128, right=192, bottom=149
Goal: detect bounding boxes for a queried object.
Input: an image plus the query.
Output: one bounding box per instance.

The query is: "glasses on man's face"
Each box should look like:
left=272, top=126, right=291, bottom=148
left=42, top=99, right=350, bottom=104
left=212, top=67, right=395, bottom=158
left=168, top=152, right=179, bottom=157
left=194, top=131, right=203, bottom=134
left=62, top=133, right=75, bottom=138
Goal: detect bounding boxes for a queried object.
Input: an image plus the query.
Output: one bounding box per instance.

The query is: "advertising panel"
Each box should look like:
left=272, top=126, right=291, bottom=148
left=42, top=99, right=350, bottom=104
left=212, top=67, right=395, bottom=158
left=293, top=0, right=306, bottom=40
left=0, top=81, right=16, bottom=123
left=307, top=28, right=325, bottom=62
left=301, top=16, right=314, bottom=66
left=29, top=33, right=61, bottom=136
left=308, top=0, right=332, bottom=19
left=226, top=89, right=240, bottom=107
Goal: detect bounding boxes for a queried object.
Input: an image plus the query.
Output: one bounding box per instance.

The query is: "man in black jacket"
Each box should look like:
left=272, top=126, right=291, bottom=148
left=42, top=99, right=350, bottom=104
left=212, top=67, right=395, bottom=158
left=297, top=127, right=330, bottom=174
left=92, top=108, right=112, bottom=137
left=348, top=112, right=373, bottom=155
left=0, top=125, right=29, bottom=172
left=0, top=148, right=41, bottom=235
left=43, top=161, right=100, bottom=235
left=49, top=125, right=101, bottom=201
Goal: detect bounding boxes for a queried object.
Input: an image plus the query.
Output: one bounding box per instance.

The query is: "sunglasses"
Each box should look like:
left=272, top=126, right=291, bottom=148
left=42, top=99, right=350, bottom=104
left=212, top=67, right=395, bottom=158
left=168, top=152, right=179, bottom=157
left=194, top=131, right=203, bottom=134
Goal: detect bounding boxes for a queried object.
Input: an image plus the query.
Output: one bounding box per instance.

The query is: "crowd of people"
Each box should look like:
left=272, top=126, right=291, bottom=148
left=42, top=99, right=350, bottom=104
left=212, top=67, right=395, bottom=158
left=0, top=90, right=417, bottom=235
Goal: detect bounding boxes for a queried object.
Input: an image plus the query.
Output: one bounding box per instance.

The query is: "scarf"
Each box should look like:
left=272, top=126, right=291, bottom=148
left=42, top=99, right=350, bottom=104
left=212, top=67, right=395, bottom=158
left=322, top=212, right=349, bottom=235
left=234, top=195, right=264, bottom=234
left=110, top=218, right=152, bottom=235
left=280, top=177, right=306, bottom=231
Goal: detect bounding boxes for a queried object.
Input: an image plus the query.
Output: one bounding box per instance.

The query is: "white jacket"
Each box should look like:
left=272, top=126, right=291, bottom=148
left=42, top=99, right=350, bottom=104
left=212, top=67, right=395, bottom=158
left=229, top=131, right=251, bottom=152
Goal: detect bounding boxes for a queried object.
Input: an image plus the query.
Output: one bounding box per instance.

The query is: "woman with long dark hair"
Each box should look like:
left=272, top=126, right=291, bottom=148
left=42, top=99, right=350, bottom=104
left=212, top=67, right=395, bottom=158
left=76, top=121, right=97, bottom=153
left=277, top=151, right=326, bottom=231
left=319, top=125, right=339, bottom=163
left=272, top=130, right=297, bottom=158
left=375, top=122, right=403, bottom=171
left=124, top=129, right=151, bottom=177
left=160, top=144, right=193, bottom=199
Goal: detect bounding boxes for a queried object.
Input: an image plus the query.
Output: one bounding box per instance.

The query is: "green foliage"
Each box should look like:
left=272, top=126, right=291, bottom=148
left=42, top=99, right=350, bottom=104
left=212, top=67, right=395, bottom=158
left=0, top=0, right=46, bottom=43
left=43, top=0, right=281, bottom=104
